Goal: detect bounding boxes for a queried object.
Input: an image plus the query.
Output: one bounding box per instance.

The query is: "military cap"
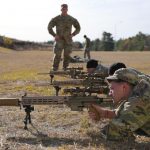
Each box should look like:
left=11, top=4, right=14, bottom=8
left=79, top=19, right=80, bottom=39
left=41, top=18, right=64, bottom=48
left=86, top=59, right=98, bottom=68
left=106, top=68, right=139, bottom=85
left=61, top=4, right=68, bottom=8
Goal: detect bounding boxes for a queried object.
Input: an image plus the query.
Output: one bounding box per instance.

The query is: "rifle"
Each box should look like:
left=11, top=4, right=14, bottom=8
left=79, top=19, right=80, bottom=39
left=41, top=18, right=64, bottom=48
left=77, top=72, right=107, bottom=79
left=52, top=77, right=108, bottom=96
left=38, top=67, right=84, bottom=83
left=53, top=77, right=106, bottom=87
left=63, top=86, right=109, bottom=96
left=0, top=95, right=112, bottom=129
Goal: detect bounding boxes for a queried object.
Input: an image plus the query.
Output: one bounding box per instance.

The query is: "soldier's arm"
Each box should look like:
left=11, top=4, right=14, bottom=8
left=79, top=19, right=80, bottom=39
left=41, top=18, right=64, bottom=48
left=71, top=18, right=81, bottom=36
left=106, top=96, right=150, bottom=140
left=118, top=97, right=149, bottom=131
left=88, top=104, right=116, bottom=121
left=47, top=18, right=56, bottom=37
left=106, top=118, right=135, bottom=141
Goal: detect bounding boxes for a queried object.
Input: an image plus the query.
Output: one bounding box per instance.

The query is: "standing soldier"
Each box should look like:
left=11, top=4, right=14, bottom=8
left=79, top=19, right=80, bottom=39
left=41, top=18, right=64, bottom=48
left=83, top=35, right=91, bottom=60
left=48, top=4, right=81, bottom=71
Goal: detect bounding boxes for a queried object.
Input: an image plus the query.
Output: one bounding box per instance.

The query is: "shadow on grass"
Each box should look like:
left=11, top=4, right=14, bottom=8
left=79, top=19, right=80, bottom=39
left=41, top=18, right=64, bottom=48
left=87, top=131, right=150, bottom=150
left=7, top=125, right=150, bottom=150
left=7, top=135, right=91, bottom=148
left=7, top=124, right=150, bottom=150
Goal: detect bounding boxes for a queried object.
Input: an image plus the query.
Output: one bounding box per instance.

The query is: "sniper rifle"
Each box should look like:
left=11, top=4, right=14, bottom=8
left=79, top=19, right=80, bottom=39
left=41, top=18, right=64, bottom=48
left=0, top=95, right=112, bottom=129
left=38, top=67, right=84, bottom=83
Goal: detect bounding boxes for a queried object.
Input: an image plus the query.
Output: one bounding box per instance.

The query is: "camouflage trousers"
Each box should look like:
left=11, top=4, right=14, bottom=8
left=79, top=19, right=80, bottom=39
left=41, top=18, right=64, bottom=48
left=84, top=49, right=91, bottom=60
left=53, top=40, right=72, bottom=70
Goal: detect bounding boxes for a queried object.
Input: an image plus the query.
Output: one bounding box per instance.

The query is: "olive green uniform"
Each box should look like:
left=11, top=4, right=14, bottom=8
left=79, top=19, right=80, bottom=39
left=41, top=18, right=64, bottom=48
left=84, top=37, right=91, bottom=60
left=95, top=64, right=109, bottom=77
left=48, top=15, right=80, bottom=70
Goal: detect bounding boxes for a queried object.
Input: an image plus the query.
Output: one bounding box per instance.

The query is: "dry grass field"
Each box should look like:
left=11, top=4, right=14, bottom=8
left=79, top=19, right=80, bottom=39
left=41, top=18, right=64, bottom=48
left=0, top=47, right=150, bottom=150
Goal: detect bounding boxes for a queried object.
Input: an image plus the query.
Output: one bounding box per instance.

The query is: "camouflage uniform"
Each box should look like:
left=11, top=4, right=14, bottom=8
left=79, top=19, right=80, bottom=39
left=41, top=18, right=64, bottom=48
left=84, top=36, right=91, bottom=60
left=95, top=64, right=109, bottom=77
left=48, top=15, right=80, bottom=70
left=105, top=68, right=150, bottom=141
left=132, top=68, right=150, bottom=83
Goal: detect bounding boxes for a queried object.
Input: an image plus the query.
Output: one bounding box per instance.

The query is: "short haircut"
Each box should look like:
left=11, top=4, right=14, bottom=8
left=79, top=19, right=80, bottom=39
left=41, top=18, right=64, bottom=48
left=109, top=62, right=126, bottom=75
left=61, top=4, right=68, bottom=8
left=86, top=59, right=98, bottom=68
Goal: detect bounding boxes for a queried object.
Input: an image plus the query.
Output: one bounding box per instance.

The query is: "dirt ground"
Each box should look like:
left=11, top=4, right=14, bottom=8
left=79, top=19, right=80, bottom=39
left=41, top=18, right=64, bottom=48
left=0, top=48, right=150, bottom=150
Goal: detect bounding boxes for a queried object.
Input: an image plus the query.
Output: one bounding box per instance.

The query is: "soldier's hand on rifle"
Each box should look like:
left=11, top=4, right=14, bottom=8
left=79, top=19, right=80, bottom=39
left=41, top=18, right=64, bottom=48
left=88, top=104, right=116, bottom=121
left=88, top=104, right=101, bottom=122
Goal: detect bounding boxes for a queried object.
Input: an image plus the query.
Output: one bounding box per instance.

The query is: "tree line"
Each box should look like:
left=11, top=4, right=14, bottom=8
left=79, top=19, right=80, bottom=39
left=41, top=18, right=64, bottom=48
left=90, top=31, right=150, bottom=51
left=0, top=36, right=51, bottom=50
left=1, top=31, right=150, bottom=51
left=48, top=31, right=150, bottom=51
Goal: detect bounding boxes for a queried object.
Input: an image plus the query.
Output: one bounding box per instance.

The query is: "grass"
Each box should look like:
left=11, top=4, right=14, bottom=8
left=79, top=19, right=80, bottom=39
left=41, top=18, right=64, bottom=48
left=0, top=70, right=39, bottom=81
left=0, top=48, right=150, bottom=149
left=0, top=69, right=54, bottom=95
left=0, top=46, right=13, bottom=52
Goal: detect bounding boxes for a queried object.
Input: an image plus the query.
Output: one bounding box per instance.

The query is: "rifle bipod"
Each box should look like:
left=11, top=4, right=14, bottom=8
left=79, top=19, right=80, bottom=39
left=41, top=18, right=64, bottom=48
left=54, top=86, right=61, bottom=96
left=50, top=74, right=54, bottom=84
left=23, top=105, right=34, bottom=130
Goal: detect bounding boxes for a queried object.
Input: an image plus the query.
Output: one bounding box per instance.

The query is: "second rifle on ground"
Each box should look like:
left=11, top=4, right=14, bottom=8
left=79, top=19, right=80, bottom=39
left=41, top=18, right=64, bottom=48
left=38, top=67, right=84, bottom=84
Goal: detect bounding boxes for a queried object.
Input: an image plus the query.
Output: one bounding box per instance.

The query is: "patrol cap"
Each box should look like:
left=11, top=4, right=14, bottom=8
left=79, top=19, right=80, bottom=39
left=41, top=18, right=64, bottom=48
left=61, top=4, right=68, bottom=8
left=106, top=68, right=138, bottom=85
left=86, top=59, right=98, bottom=68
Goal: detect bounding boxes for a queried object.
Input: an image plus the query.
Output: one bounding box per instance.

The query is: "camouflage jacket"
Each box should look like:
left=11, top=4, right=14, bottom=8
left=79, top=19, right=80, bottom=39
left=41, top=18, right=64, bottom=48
left=130, top=67, right=150, bottom=83
left=48, top=15, right=80, bottom=43
left=94, top=64, right=109, bottom=77
left=107, top=79, right=150, bottom=140
left=84, top=37, right=91, bottom=49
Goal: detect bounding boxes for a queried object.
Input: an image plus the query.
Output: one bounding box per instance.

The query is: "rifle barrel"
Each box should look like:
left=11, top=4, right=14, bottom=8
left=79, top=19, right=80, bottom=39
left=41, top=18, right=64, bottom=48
left=64, top=86, right=109, bottom=94
left=53, top=79, right=83, bottom=86
left=0, top=98, right=20, bottom=106
left=22, top=96, right=68, bottom=105
left=66, top=67, right=83, bottom=70
left=53, top=78, right=105, bottom=86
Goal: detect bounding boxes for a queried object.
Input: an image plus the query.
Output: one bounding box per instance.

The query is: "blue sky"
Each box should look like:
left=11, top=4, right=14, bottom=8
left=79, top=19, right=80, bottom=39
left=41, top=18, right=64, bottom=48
left=0, top=0, right=150, bottom=42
